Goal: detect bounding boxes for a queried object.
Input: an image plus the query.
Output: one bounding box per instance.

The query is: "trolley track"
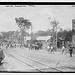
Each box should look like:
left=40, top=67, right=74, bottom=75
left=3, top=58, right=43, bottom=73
left=5, top=49, right=63, bottom=72
left=5, top=52, right=43, bottom=72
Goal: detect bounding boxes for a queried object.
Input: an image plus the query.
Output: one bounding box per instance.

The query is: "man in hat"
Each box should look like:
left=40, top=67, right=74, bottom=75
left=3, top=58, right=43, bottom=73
left=69, top=46, right=73, bottom=57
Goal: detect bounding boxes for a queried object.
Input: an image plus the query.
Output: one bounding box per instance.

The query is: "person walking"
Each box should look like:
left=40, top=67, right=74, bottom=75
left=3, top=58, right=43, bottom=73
left=50, top=45, right=54, bottom=54
left=69, top=47, right=73, bottom=57
left=62, top=45, right=65, bottom=55
left=47, top=45, right=50, bottom=53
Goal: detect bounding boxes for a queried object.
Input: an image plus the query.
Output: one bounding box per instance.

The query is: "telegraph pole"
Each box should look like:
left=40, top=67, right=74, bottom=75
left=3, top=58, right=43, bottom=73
left=31, top=25, right=32, bottom=40
left=56, top=26, right=57, bottom=51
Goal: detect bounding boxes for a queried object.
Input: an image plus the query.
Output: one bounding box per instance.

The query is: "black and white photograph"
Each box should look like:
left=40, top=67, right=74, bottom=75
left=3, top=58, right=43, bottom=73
left=0, top=4, right=75, bottom=73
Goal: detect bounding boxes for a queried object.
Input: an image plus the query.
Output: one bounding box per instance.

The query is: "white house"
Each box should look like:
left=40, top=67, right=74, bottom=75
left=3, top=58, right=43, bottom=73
left=24, top=36, right=31, bottom=43
left=24, top=36, right=51, bottom=44
left=36, top=36, right=51, bottom=42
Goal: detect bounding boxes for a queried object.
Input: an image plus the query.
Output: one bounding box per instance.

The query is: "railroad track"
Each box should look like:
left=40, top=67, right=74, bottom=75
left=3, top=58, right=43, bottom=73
left=5, top=52, right=42, bottom=72
left=5, top=50, right=63, bottom=72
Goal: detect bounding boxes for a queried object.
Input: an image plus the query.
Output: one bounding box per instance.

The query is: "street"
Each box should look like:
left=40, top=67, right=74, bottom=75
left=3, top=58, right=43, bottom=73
left=0, top=47, right=75, bottom=72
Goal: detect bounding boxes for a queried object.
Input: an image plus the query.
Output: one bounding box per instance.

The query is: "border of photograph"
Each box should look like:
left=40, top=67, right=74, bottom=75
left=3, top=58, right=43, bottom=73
left=0, top=2, right=75, bottom=74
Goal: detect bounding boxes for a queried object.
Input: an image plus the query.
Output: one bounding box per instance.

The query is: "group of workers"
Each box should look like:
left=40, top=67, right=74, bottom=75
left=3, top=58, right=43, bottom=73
left=47, top=45, right=55, bottom=54
left=47, top=44, right=73, bottom=57
left=62, top=45, right=73, bottom=57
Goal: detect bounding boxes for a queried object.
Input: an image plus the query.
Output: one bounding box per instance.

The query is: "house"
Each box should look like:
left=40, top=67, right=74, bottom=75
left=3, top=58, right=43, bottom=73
left=24, top=36, right=31, bottom=44
left=36, top=36, right=51, bottom=42
left=36, top=36, right=51, bottom=49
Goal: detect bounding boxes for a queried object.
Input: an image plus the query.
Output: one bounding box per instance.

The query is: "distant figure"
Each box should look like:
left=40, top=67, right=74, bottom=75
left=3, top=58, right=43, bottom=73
left=35, top=44, right=39, bottom=51
left=20, top=44, right=22, bottom=48
left=28, top=44, right=31, bottom=50
left=69, top=47, right=73, bottom=57
left=6, top=44, right=9, bottom=49
left=14, top=43, right=16, bottom=48
left=47, top=45, right=50, bottom=53
left=50, top=46, right=54, bottom=54
left=62, top=46, right=65, bottom=55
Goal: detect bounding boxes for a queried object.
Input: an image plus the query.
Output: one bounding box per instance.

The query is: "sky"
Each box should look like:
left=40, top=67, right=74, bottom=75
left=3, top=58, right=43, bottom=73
left=0, top=5, right=75, bottom=33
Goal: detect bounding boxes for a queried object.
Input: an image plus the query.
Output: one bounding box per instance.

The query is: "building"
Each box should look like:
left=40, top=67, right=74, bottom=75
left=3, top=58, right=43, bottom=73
left=72, top=19, right=75, bottom=44
left=36, top=36, right=51, bottom=49
left=36, top=36, right=51, bottom=42
left=24, top=36, right=31, bottom=44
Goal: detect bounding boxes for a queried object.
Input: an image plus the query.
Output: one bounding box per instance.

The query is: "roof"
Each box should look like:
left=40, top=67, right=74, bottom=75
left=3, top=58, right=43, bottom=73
left=59, top=38, right=65, bottom=41
left=36, top=36, right=51, bottom=41
left=24, top=36, right=51, bottom=41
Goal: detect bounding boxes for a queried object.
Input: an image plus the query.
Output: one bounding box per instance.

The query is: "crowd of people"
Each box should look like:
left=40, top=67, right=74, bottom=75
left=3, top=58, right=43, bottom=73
left=0, top=40, right=74, bottom=57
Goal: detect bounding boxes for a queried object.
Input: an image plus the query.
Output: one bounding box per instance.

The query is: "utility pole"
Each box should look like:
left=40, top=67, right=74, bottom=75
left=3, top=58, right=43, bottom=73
left=31, top=25, right=32, bottom=40
left=48, top=18, right=59, bottom=51
left=56, top=26, right=57, bottom=51
left=0, top=32, right=3, bottom=42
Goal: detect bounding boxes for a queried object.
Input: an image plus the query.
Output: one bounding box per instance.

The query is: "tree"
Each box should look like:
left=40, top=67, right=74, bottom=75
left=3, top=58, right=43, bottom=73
left=35, top=30, right=51, bottom=37
left=65, top=30, right=72, bottom=42
left=59, top=28, right=63, bottom=32
left=57, top=29, right=72, bottom=48
left=49, top=18, right=59, bottom=49
left=15, top=17, right=32, bottom=44
left=57, top=30, right=68, bottom=40
left=15, top=17, right=31, bottom=30
left=0, top=31, right=15, bottom=42
left=57, top=29, right=72, bottom=42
